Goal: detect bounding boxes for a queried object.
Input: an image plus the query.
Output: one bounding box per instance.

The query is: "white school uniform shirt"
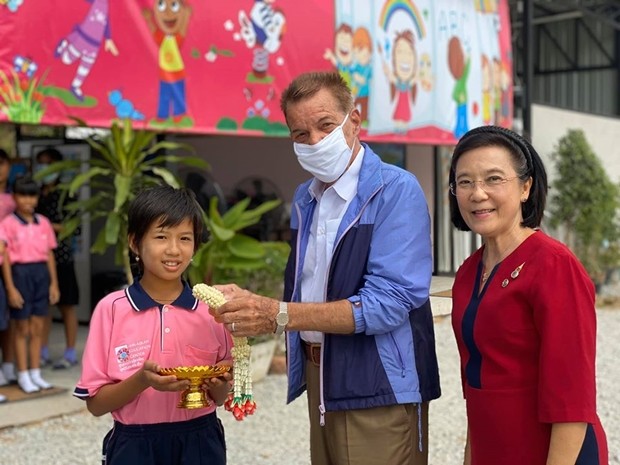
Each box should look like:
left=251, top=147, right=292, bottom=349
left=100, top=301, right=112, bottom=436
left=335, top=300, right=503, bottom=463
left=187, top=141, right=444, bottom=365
left=300, top=146, right=365, bottom=343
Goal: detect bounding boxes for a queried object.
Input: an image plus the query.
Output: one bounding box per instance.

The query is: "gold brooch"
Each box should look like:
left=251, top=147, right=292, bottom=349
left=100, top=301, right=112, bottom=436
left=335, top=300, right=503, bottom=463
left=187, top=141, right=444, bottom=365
left=502, top=262, right=525, bottom=287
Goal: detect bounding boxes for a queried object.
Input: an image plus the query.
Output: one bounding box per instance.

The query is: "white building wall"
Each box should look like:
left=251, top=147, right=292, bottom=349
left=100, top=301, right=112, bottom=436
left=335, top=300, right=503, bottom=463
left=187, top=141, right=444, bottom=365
left=532, top=104, right=620, bottom=183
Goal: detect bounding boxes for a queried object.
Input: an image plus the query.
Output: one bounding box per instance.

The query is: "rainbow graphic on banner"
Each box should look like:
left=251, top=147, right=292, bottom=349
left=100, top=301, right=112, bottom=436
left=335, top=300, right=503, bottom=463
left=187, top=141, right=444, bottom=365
left=379, top=0, right=426, bottom=39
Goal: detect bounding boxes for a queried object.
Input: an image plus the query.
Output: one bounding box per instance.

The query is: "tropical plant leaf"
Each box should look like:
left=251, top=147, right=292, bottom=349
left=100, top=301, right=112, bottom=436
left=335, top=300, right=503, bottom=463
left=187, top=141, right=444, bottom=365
left=208, top=196, right=225, bottom=227
left=148, top=166, right=180, bottom=188
left=91, top=228, right=109, bottom=254
left=105, top=212, right=121, bottom=244
left=226, top=234, right=265, bottom=259
left=208, top=221, right=235, bottom=242
left=57, top=215, right=83, bottom=241
left=144, top=141, right=194, bottom=156
left=222, top=197, right=251, bottom=229
left=68, top=167, right=111, bottom=196
left=113, top=174, right=132, bottom=212
left=216, top=256, right=266, bottom=270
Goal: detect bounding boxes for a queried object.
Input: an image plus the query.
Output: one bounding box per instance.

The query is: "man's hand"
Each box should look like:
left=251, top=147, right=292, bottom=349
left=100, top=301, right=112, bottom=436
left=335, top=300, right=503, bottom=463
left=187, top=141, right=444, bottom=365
left=211, top=284, right=279, bottom=337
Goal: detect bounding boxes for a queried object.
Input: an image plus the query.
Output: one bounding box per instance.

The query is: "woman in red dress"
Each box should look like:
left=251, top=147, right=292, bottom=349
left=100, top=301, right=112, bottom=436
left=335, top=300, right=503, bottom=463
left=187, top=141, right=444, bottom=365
left=448, top=126, right=608, bottom=465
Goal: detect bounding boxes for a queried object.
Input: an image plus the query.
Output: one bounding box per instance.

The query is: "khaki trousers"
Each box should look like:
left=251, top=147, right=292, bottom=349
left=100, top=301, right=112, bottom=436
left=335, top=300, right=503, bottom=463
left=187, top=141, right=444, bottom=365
left=306, top=360, right=429, bottom=465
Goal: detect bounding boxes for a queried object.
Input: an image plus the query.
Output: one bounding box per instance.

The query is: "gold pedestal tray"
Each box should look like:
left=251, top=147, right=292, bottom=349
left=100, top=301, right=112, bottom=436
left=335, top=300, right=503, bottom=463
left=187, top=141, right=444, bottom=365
left=159, top=365, right=231, bottom=409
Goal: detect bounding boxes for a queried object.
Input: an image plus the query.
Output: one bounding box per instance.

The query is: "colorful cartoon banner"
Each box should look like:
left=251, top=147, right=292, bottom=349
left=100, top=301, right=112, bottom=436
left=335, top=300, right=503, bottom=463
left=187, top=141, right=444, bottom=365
left=0, top=0, right=512, bottom=144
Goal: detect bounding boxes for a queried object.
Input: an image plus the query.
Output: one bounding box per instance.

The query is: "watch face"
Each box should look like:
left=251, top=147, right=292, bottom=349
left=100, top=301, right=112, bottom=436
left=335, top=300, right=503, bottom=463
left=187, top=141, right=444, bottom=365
left=276, top=312, right=289, bottom=325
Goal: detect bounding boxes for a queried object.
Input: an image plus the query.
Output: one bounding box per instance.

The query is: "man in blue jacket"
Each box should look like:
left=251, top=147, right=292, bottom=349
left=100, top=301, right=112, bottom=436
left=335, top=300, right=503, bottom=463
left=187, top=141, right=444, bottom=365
left=212, top=71, right=440, bottom=465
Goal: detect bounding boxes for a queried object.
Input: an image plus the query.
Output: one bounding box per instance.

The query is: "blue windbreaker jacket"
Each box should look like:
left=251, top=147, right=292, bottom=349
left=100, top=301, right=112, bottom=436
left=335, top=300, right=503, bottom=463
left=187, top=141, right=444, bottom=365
left=284, top=144, right=441, bottom=412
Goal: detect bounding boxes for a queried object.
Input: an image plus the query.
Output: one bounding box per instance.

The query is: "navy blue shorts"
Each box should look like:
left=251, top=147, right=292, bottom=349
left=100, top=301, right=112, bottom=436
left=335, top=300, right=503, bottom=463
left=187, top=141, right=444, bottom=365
left=9, top=262, right=50, bottom=320
left=102, top=413, right=226, bottom=465
left=0, top=275, right=8, bottom=331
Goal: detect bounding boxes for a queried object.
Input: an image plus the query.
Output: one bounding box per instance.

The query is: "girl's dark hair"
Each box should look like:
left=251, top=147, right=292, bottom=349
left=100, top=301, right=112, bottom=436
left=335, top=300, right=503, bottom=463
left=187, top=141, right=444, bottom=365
left=449, top=125, right=548, bottom=231
left=127, top=185, right=205, bottom=253
left=36, top=147, right=63, bottom=163
left=12, top=174, right=40, bottom=196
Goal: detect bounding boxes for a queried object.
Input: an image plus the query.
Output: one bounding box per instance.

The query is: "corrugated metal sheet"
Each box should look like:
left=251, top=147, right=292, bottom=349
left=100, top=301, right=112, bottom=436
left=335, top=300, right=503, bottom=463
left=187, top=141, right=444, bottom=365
left=532, top=15, right=618, bottom=116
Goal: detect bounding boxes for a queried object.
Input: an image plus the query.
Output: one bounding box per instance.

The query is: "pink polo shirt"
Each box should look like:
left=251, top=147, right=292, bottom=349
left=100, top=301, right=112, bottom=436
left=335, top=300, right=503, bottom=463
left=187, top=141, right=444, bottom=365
left=0, top=226, right=5, bottom=266
left=74, top=281, right=233, bottom=425
left=0, top=193, right=15, bottom=221
left=0, top=213, right=57, bottom=264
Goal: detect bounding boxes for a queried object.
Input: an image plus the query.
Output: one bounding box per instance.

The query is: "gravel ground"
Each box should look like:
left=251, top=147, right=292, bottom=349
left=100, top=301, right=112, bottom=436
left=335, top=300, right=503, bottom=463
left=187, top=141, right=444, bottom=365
left=1, top=309, right=618, bottom=465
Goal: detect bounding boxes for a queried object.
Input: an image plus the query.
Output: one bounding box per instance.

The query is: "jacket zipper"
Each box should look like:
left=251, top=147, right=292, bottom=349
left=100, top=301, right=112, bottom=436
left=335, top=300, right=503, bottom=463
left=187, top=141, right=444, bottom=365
left=318, top=184, right=382, bottom=426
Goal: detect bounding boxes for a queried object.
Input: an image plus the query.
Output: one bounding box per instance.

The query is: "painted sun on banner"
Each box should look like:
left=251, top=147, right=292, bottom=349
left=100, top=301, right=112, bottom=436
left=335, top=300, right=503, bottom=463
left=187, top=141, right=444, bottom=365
left=0, top=0, right=512, bottom=144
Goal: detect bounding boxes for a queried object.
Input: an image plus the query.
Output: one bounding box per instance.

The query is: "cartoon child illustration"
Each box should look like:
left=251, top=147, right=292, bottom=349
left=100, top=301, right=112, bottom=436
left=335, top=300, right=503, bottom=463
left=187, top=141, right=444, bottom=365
left=351, top=27, right=373, bottom=127
left=238, top=0, right=286, bottom=83
left=55, top=0, right=119, bottom=101
left=324, top=24, right=355, bottom=89
left=143, top=0, right=192, bottom=128
left=493, top=57, right=501, bottom=124
left=418, top=52, right=434, bottom=92
left=381, top=30, right=418, bottom=133
left=448, top=36, right=470, bottom=138
left=500, top=61, right=511, bottom=125
left=481, top=54, right=492, bottom=125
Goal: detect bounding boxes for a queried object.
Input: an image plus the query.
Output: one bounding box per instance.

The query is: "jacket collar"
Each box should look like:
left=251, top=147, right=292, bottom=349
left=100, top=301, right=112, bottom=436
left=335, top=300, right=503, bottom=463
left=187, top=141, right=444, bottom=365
left=124, top=280, right=199, bottom=312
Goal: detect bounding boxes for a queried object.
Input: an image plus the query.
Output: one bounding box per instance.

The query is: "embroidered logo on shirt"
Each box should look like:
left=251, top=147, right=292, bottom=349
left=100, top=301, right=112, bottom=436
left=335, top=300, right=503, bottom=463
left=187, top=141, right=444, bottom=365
left=115, top=345, right=130, bottom=363
left=113, top=339, right=151, bottom=372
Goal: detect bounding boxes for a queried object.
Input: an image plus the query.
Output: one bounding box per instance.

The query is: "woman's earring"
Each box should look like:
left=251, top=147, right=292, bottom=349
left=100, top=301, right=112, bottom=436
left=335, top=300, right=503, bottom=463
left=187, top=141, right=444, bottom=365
left=135, top=255, right=140, bottom=262
left=521, top=198, right=527, bottom=203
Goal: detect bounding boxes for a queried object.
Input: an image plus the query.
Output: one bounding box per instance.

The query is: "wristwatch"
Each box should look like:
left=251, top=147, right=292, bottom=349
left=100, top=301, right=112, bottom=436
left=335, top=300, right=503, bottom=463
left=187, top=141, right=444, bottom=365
left=274, top=301, right=289, bottom=336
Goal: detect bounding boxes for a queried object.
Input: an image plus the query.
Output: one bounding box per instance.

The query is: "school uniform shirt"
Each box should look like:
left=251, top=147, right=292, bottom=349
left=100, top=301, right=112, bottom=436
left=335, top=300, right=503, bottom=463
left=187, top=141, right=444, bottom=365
left=0, top=192, right=15, bottom=221
left=74, top=281, right=233, bottom=425
left=0, top=226, right=5, bottom=266
left=451, top=231, right=608, bottom=465
left=0, top=212, right=57, bottom=264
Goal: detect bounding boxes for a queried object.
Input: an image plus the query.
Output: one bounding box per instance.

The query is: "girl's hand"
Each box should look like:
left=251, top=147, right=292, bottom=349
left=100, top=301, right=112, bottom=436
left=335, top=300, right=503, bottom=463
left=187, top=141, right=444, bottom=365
left=141, top=360, right=190, bottom=392
left=7, top=287, right=24, bottom=309
left=202, top=362, right=234, bottom=405
left=49, top=284, right=60, bottom=305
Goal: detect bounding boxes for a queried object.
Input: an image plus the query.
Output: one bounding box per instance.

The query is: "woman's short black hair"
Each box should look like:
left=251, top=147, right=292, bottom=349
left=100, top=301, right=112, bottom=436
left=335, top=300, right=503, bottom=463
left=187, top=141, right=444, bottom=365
left=449, top=125, right=548, bottom=231
left=12, top=174, right=40, bottom=196
left=127, top=185, right=205, bottom=253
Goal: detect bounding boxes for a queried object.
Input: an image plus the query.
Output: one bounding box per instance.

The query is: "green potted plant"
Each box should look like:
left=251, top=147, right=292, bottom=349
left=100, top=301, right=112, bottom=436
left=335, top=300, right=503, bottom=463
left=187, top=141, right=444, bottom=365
left=548, top=129, right=620, bottom=289
left=187, top=196, right=282, bottom=286
left=34, top=118, right=209, bottom=284
left=188, top=196, right=289, bottom=381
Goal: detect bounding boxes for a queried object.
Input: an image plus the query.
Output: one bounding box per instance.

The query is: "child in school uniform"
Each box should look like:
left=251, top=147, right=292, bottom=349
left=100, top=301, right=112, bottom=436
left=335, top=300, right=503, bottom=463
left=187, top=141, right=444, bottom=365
left=0, top=149, right=17, bottom=390
left=0, top=233, right=7, bottom=402
left=0, top=175, right=60, bottom=394
left=74, top=185, right=233, bottom=465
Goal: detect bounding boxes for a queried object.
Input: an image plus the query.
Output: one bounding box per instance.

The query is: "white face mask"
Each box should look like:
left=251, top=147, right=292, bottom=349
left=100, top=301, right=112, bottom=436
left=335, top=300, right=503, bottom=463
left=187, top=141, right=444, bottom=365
left=293, top=113, right=352, bottom=183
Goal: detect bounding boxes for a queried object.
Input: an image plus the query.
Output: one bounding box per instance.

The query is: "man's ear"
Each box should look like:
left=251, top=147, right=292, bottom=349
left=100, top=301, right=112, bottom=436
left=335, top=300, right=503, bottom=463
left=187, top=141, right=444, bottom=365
left=350, top=107, right=362, bottom=135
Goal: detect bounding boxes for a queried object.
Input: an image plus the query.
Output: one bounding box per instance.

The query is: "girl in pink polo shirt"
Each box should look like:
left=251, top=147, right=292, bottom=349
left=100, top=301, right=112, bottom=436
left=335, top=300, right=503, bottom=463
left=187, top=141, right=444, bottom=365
left=0, top=148, right=17, bottom=390
left=0, top=175, right=60, bottom=394
left=74, top=186, right=233, bottom=465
